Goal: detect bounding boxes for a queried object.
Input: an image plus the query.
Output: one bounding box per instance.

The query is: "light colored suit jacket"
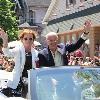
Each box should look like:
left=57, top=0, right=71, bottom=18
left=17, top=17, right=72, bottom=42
left=2, top=41, right=38, bottom=89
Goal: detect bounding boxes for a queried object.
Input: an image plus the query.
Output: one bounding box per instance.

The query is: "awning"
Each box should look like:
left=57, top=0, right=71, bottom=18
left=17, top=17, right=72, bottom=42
left=18, top=22, right=30, bottom=28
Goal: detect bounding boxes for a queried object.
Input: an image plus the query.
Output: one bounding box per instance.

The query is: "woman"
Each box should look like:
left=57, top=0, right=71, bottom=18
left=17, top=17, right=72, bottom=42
left=0, top=28, right=39, bottom=98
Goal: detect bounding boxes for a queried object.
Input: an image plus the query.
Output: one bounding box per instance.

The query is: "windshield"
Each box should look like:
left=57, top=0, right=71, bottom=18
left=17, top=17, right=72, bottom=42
left=35, top=68, right=100, bottom=100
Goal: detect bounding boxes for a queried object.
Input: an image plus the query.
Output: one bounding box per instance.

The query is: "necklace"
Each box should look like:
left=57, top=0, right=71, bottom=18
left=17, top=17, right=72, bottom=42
left=25, top=52, right=31, bottom=56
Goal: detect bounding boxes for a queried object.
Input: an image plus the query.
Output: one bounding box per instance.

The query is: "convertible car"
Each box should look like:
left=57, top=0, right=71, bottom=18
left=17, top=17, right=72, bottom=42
left=28, top=67, right=100, bottom=100
left=0, top=67, right=100, bottom=100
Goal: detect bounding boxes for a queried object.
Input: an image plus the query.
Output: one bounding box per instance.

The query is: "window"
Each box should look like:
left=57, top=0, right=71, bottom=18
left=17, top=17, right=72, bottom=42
left=66, top=0, right=69, bottom=9
left=29, top=10, right=35, bottom=25
left=66, top=0, right=76, bottom=8
left=69, top=0, right=74, bottom=4
left=80, top=0, right=87, bottom=3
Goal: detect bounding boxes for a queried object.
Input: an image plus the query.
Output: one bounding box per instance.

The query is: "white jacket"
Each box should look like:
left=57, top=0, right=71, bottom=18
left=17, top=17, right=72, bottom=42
left=2, top=41, right=38, bottom=89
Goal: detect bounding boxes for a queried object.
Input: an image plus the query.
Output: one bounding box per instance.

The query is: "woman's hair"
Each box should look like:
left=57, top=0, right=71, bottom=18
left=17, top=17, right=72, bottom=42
left=18, top=29, right=37, bottom=40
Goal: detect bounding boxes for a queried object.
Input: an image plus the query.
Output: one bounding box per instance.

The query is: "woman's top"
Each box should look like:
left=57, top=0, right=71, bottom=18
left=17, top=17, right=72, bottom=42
left=2, top=41, right=39, bottom=89
left=22, top=52, right=32, bottom=78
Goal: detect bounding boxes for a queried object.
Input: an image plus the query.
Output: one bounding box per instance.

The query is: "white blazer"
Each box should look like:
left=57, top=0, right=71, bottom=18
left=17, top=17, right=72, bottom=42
left=2, top=41, right=38, bottom=89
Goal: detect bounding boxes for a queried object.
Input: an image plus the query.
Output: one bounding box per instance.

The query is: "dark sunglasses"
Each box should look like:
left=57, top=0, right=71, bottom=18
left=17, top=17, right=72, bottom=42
left=23, top=38, right=33, bottom=41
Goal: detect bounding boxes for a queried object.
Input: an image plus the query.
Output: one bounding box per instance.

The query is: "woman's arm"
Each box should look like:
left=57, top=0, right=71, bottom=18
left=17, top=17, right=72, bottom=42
left=0, top=28, right=18, bottom=57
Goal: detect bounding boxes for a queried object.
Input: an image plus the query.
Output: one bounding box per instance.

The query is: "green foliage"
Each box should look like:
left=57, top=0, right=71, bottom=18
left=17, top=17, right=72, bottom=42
left=94, top=84, right=100, bottom=97
left=75, top=70, right=100, bottom=98
left=0, top=0, right=18, bottom=44
left=76, top=70, right=91, bottom=81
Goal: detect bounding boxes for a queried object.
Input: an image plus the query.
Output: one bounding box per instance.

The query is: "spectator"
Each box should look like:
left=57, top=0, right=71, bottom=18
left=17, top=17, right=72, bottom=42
left=0, top=53, right=4, bottom=69
left=74, top=49, right=84, bottom=58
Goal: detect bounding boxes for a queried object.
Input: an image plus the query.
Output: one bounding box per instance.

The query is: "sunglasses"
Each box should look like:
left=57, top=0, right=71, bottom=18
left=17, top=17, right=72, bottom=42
left=23, top=37, right=33, bottom=41
left=47, top=40, right=57, bottom=43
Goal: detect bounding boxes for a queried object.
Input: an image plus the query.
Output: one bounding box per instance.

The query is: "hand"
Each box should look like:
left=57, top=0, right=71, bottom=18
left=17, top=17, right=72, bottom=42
left=0, top=28, right=8, bottom=41
left=84, top=19, right=91, bottom=34
left=0, top=28, right=8, bottom=47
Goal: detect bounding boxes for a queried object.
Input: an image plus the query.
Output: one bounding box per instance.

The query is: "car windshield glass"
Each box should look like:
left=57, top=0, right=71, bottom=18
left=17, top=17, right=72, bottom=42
left=35, top=68, right=100, bottom=100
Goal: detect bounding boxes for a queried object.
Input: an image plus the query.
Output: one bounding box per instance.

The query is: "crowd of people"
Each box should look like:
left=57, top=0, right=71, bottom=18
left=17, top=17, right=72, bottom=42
left=0, top=20, right=99, bottom=99
left=68, top=50, right=100, bottom=66
left=0, top=49, right=99, bottom=72
left=0, top=53, right=14, bottom=72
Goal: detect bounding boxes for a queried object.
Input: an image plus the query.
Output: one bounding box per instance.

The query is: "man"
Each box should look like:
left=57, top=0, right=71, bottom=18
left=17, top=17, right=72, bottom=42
left=38, top=20, right=91, bottom=67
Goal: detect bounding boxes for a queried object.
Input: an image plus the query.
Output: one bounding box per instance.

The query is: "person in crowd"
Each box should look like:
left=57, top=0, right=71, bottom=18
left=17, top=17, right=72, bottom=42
left=74, top=49, right=84, bottom=58
left=0, top=28, right=38, bottom=98
left=38, top=20, right=91, bottom=67
left=0, top=53, right=4, bottom=69
left=2, top=56, right=9, bottom=70
left=68, top=53, right=75, bottom=65
left=93, top=56, right=100, bottom=66
left=83, top=57, right=91, bottom=66
left=3, top=58, right=15, bottom=72
left=73, top=49, right=84, bottom=66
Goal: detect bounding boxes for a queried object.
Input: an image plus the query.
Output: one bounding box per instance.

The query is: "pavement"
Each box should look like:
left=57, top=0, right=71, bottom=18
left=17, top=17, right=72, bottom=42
left=0, top=70, right=27, bottom=100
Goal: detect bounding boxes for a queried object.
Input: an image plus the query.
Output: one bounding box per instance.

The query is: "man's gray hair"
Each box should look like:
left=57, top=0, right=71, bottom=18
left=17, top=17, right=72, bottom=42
left=45, top=32, right=58, bottom=39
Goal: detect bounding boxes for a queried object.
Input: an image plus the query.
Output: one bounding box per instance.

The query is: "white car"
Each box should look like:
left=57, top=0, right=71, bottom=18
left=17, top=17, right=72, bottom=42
left=28, top=67, right=100, bottom=100
left=0, top=67, right=100, bottom=100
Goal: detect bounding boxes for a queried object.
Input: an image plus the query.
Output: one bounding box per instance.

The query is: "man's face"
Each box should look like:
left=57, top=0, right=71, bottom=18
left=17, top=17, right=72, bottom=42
left=46, top=35, right=58, bottom=51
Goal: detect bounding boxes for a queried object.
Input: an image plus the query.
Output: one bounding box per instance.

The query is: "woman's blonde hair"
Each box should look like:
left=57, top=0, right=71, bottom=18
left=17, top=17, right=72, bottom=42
left=18, top=29, right=37, bottom=40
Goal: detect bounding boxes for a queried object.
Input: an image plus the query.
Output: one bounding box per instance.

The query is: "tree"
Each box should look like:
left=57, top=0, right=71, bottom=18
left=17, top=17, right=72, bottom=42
left=0, top=0, right=18, bottom=45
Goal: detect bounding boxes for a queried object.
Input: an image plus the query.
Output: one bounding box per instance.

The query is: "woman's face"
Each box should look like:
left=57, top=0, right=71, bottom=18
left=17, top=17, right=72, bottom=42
left=22, top=34, right=34, bottom=50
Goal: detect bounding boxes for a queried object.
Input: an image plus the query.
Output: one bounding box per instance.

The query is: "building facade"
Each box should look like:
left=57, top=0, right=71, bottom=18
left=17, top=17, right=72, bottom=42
left=14, top=0, right=51, bottom=48
left=42, top=0, right=100, bottom=58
